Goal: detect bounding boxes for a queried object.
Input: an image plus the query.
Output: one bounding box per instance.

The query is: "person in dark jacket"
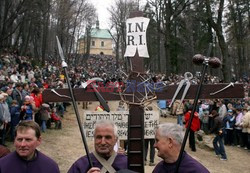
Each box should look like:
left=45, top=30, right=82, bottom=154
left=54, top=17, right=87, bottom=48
left=210, top=110, right=227, bottom=161
left=0, top=120, right=60, bottom=173
left=153, top=123, right=209, bottom=173
left=10, top=100, right=20, bottom=140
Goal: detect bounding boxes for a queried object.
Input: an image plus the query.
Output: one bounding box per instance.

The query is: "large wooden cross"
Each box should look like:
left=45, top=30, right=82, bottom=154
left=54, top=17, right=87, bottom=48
left=43, top=63, right=244, bottom=173
left=43, top=13, right=244, bottom=173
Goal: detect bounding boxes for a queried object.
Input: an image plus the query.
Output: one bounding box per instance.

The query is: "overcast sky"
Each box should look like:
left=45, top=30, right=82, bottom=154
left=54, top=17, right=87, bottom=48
left=88, top=0, right=147, bottom=29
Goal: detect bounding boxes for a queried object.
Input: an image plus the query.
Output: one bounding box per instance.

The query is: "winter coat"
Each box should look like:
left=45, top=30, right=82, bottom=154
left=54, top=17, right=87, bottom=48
left=10, top=105, right=20, bottom=126
left=242, top=111, right=250, bottom=134
left=40, top=108, right=49, bottom=121
left=223, top=114, right=235, bottom=130
left=172, top=100, right=184, bottom=115
left=210, top=114, right=223, bottom=135
left=50, top=112, right=60, bottom=121
left=185, top=111, right=200, bottom=132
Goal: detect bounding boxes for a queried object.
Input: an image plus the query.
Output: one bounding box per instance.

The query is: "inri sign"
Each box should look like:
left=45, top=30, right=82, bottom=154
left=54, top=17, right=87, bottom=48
left=124, top=17, right=150, bottom=58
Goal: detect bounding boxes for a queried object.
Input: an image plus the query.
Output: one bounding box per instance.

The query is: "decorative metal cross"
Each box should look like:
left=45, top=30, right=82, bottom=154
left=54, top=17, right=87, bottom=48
left=43, top=14, right=244, bottom=173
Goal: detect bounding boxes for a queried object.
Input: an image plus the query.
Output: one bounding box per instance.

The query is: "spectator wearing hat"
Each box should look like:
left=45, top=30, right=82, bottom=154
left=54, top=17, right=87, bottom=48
left=223, top=109, right=235, bottom=145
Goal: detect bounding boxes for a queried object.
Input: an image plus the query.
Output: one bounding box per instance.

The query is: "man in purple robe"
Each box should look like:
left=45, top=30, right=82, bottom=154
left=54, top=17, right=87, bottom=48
left=0, top=120, right=60, bottom=173
left=68, top=120, right=127, bottom=173
left=153, top=123, right=210, bottom=173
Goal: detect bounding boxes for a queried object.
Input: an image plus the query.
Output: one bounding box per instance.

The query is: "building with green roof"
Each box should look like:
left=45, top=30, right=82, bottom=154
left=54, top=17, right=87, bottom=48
left=78, top=21, right=113, bottom=56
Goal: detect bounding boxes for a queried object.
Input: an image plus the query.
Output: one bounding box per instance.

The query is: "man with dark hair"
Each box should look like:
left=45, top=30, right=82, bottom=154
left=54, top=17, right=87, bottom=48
left=68, top=120, right=127, bottom=173
left=0, top=120, right=60, bottom=173
left=12, top=82, right=23, bottom=106
left=153, top=123, right=209, bottom=173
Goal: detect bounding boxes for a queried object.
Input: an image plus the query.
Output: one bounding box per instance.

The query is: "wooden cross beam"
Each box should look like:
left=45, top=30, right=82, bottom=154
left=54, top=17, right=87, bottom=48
left=43, top=83, right=244, bottom=103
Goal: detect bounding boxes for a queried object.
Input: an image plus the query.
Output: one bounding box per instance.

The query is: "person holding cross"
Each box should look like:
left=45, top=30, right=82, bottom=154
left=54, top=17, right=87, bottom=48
left=153, top=123, right=210, bottom=173
left=68, top=120, right=127, bottom=173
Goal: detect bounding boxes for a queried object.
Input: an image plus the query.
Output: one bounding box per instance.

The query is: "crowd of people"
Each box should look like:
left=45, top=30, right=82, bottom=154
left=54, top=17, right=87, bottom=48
left=0, top=47, right=249, bottom=172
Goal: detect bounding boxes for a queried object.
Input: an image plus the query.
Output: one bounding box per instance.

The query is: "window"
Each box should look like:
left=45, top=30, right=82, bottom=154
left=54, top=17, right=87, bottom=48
left=91, top=41, right=95, bottom=46
left=101, top=41, right=104, bottom=47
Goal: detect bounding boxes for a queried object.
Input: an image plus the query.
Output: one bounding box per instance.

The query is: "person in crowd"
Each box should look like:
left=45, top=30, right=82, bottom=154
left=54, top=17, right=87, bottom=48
left=20, top=96, right=36, bottom=121
left=242, top=108, right=250, bottom=150
left=10, top=100, right=20, bottom=140
left=153, top=123, right=209, bottom=172
left=5, top=88, right=13, bottom=108
left=21, top=83, right=30, bottom=101
left=116, top=101, right=126, bottom=111
left=0, top=120, right=60, bottom=172
left=184, top=105, right=200, bottom=152
left=234, top=107, right=243, bottom=147
left=172, top=100, right=184, bottom=126
left=10, top=71, right=19, bottom=83
left=12, top=82, right=23, bottom=106
left=199, top=100, right=210, bottom=134
left=0, top=144, right=10, bottom=158
left=157, top=100, right=167, bottom=118
left=144, top=138, right=155, bottom=166
left=0, top=93, right=11, bottom=146
left=40, top=103, right=50, bottom=132
left=50, top=108, right=62, bottom=129
left=241, top=107, right=249, bottom=149
left=30, top=87, right=43, bottom=125
left=223, top=109, right=235, bottom=145
left=68, top=120, right=127, bottom=173
left=217, top=99, right=227, bottom=119
left=209, top=110, right=227, bottom=161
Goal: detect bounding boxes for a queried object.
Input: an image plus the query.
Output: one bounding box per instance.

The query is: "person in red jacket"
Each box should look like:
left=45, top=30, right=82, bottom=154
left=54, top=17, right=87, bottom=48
left=185, top=105, right=200, bottom=152
left=50, top=108, right=62, bottom=129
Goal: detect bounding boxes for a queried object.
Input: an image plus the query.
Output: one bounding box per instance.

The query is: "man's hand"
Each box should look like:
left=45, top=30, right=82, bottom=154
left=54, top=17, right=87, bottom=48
left=87, top=167, right=101, bottom=173
left=117, top=147, right=126, bottom=155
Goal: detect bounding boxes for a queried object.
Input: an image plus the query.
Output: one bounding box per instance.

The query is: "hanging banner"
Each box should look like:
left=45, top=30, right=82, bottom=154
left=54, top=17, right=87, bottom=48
left=83, top=111, right=159, bottom=140
left=124, top=17, right=150, bottom=58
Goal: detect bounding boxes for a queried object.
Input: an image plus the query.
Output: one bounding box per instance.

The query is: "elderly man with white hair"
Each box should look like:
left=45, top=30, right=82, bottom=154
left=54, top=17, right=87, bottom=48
left=68, top=120, right=128, bottom=173
left=153, top=123, right=209, bottom=173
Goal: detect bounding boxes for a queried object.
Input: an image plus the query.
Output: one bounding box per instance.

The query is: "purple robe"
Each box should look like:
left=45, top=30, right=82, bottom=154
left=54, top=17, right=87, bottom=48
left=153, top=152, right=210, bottom=173
left=68, top=153, right=127, bottom=173
left=0, top=150, right=60, bottom=173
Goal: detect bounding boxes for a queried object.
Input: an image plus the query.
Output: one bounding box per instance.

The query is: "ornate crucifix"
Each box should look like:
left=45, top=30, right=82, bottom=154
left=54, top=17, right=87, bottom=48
left=43, top=14, right=244, bottom=173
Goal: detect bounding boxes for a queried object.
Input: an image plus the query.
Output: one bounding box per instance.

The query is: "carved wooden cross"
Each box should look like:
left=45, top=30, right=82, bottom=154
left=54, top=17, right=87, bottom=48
left=43, top=14, right=244, bottom=173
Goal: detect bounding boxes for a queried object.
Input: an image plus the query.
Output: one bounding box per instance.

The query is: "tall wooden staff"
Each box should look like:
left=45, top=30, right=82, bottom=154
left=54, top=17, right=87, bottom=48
left=56, top=36, right=93, bottom=167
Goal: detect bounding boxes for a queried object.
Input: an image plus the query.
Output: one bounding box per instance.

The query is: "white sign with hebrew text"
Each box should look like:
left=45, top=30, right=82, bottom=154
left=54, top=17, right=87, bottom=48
left=83, top=111, right=159, bottom=140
